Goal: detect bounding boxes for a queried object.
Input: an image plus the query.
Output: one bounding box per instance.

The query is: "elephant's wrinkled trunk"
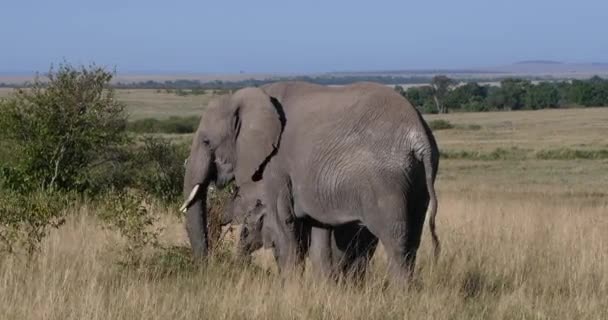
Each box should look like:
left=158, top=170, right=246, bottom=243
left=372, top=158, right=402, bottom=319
left=183, top=143, right=213, bottom=259
left=185, top=190, right=209, bottom=260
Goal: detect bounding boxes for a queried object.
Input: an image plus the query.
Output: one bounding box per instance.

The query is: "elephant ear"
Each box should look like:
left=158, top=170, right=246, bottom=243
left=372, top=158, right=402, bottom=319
left=232, top=87, right=285, bottom=184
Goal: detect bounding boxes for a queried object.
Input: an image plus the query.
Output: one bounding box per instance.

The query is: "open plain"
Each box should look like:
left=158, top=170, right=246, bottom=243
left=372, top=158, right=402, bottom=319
left=0, top=90, right=607, bottom=319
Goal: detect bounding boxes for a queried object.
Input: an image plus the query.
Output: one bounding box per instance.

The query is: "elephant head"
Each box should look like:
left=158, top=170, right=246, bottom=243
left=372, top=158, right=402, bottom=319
left=220, top=181, right=269, bottom=258
left=180, top=87, right=285, bottom=259
left=236, top=198, right=267, bottom=259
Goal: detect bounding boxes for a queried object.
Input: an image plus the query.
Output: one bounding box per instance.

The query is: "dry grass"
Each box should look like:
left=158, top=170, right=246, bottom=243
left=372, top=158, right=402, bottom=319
left=0, top=189, right=606, bottom=319
left=427, top=107, right=608, bottom=152
left=0, top=88, right=215, bottom=120
left=1, top=108, right=608, bottom=319
left=116, top=89, right=216, bottom=120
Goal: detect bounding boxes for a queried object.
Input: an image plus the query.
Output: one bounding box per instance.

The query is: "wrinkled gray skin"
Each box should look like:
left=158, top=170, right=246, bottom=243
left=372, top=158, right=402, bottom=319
left=182, top=81, right=439, bottom=283
left=223, top=181, right=378, bottom=280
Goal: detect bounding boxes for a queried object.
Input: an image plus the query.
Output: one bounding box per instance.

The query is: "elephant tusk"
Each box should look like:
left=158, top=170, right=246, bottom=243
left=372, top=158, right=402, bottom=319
left=180, top=184, right=201, bottom=213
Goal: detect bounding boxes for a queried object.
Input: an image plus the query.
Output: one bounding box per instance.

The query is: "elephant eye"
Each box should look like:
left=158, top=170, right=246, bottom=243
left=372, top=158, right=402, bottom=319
left=202, top=138, right=211, bottom=146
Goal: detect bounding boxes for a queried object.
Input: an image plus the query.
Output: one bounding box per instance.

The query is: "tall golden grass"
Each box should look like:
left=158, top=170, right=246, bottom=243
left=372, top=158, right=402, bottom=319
left=1, top=188, right=605, bottom=319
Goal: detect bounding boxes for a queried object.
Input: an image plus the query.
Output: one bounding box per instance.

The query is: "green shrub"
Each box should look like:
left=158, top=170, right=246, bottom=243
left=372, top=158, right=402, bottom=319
left=83, top=136, right=188, bottom=202
left=132, top=136, right=189, bottom=203
left=428, top=119, right=454, bottom=130
left=0, top=64, right=128, bottom=193
left=97, top=190, right=163, bottom=265
left=84, top=147, right=138, bottom=197
left=0, top=189, right=70, bottom=256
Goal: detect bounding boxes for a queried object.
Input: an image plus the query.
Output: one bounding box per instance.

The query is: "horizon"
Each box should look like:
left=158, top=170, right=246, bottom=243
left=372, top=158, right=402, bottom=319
left=1, top=0, right=607, bottom=74
left=2, top=60, right=608, bottom=78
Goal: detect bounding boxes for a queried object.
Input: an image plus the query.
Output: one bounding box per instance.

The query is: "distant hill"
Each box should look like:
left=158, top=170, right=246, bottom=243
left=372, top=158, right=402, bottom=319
left=486, top=61, right=608, bottom=76
left=514, top=60, right=563, bottom=65
left=2, top=61, right=608, bottom=86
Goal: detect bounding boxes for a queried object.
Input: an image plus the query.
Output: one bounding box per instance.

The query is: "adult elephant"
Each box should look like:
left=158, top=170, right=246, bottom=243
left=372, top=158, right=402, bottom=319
left=181, top=81, right=439, bottom=282
left=181, top=84, right=377, bottom=278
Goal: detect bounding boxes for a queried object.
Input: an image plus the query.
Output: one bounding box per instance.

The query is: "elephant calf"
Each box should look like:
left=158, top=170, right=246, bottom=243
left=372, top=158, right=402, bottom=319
left=223, top=181, right=378, bottom=281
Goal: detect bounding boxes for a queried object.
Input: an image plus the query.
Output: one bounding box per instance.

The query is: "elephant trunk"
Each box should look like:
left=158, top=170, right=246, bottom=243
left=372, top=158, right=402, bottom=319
left=182, top=143, right=213, bottom=260
left=185, top=190, right=209, bottom=260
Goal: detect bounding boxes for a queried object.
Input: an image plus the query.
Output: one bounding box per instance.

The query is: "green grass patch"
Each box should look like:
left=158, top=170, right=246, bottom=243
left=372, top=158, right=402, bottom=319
left=535, top=148, right=608, bottom=160
left=441, top=147, right=608, bottom=161
left=428, top=119, right=454, bottom=130
left=441, top=147, right=530, bottom=161
left=429, top=120, right=482, bottom=131
left=127, top=116, right=200, bottom=134
left=455, top=123, right=482, bottom=130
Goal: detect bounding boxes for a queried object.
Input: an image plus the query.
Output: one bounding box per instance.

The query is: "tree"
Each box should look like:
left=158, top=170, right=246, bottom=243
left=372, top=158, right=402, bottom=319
left=0, top=64, right=128, bottom=192
left=394, top=85, right=406, bottom=97
left=430, top=75, right=455, bottom=113
left=499, top=78, right=530, bottom=110
left=445, top=82, right=488, bottom=110
left=486, top=85, right=505, bottom=110
left=403, top=86, right=436, bottom=113
left=567, top=76, right=608, bottom=107
left=524, top=82, right=560, bottom=109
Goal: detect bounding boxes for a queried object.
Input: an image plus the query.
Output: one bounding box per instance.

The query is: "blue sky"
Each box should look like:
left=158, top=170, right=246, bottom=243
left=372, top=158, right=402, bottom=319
left=1, top=0, right=606, bottom=73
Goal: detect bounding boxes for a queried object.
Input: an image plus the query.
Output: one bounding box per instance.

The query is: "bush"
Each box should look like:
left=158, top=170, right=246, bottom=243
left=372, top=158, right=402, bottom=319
left=428, top=119, right=454, bottom=130
left=84, top=136, right=188, bottom=202
left=132, top=136, right=189, bottom=203
left=0, top=64, right=128, bottom=193
left=97, top=190, right=163, bottom=265
left=0, top=189, right=69, bottom=256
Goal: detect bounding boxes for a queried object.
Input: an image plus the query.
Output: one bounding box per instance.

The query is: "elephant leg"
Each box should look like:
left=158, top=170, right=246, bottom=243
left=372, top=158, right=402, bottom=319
left=273, top=188, right=304, bottom=275
left=332, top=224, right=378, bottom=282
left=309, top=227, right=335, bottom=280
left=345, top=226, right=378, bottom=282
left=364, top=196, right=418, bottom=285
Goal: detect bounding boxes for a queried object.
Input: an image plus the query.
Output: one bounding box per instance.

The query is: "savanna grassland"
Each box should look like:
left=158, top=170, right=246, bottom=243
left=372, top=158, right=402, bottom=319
left=1, top=90, right=607, bottom=319
left=0, top=88, right=215, bottom=120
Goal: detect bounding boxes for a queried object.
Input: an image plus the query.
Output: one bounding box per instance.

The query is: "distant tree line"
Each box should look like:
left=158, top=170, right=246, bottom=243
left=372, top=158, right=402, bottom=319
left=110, top=76, right=443, bottom=90
left=3, top=72, right=608, bottom=112
left=395, top=75, right=608, bottom=113
left=1, top=74, right=551, bottom=90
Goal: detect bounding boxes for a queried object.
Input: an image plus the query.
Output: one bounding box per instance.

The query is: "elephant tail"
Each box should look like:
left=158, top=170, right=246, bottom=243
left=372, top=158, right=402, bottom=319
left=420, top=148, right=440, bottom=262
